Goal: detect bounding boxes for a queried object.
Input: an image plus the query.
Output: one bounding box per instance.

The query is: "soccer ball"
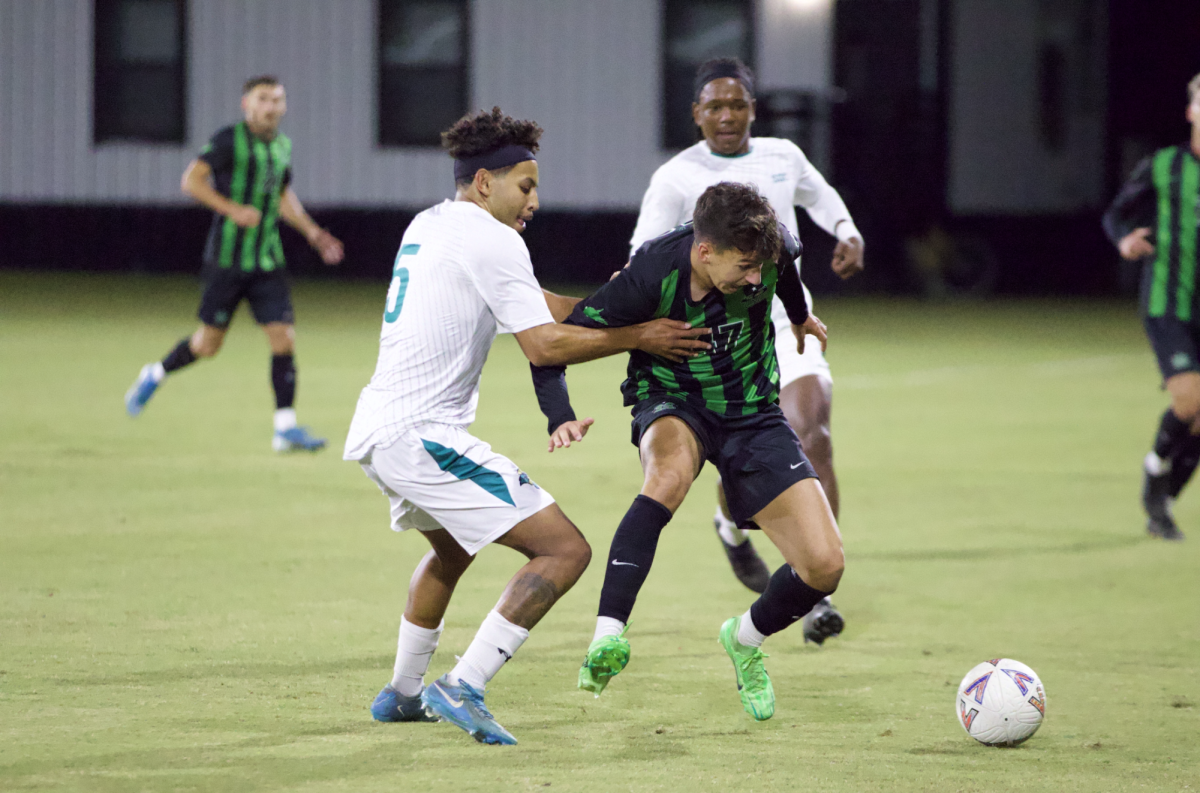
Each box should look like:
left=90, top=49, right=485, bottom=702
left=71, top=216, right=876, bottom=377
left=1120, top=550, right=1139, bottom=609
left=955, top=658, right=1045, bottom=746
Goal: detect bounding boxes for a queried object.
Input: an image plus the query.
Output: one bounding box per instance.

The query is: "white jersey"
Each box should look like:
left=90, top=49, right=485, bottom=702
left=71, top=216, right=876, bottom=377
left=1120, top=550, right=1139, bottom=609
left=630, top=137, right=860, bottom=328
left=344, top=200, right=554, bottom=461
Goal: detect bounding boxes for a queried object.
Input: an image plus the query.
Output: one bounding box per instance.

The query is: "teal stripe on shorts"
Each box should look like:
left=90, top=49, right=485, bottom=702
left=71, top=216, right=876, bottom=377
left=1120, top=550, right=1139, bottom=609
left=421, top=439, right=515, bottom=506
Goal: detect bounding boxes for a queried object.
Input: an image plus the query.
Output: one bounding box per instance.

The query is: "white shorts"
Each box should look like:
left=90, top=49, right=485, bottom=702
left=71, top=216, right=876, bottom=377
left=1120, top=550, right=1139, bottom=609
left=771, top=284, right=832, bottom=388
left=358, top=423, right=556, bottom=556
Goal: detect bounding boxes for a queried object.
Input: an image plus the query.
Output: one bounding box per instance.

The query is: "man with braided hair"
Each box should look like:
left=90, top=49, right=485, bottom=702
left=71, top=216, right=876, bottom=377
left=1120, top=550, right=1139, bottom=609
left=124, top=76, right=343, bottom=452
left=346, top=108, right=710, bottom=744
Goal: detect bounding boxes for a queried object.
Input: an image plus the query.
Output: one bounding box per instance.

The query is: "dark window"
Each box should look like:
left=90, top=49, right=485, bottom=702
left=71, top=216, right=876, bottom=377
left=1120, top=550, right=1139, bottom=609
left=662, top=0, right=754, bottom=150
left=94, top=0, right=187, bottom=143
left=378, top=0, right=470, bottom=147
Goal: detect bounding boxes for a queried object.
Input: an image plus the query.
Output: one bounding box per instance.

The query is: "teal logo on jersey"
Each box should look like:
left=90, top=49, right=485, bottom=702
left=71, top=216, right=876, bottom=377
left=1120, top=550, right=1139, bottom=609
left=772, top=173, right=787, bottom=182
left=1172, top=352, right=1191, bottom=370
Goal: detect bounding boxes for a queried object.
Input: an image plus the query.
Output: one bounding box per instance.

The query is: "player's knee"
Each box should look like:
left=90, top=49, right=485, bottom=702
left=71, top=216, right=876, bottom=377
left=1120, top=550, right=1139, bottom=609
left=642, top=466, right=691, bottom=512
left=191, top=334, right=223, bottom=358
left=1172, top=392, right=1200, bottom=425
left=799, top=424, right=832, bottom=467
left=800, top=548, right=844, bottom=593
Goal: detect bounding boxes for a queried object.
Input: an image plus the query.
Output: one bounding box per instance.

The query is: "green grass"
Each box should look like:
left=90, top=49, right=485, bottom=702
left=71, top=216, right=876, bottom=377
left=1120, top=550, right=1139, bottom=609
left=1, top=271, right=1197, bottom=792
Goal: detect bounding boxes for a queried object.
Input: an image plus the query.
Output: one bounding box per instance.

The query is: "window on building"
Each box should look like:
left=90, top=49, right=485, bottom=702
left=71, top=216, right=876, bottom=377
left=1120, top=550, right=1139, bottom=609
left=662, top=0, right=755, bottom=150
left=378, top=0, right=470, bottom=147
left=94, top=0, right=187, bottom=143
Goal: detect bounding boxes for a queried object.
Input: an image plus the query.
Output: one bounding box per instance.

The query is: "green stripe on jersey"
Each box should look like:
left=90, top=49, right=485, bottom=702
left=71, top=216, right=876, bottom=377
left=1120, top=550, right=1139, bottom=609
left=219, top=123, right=250, bottom=268
left=655, top=270, right=680, bottom=319
left=1150, top=148, right=1176, bottom=317
left=258, top=137, right=287, bottom=272
left=1176, top=155, right=1200, bottom=321
left=241, top=138, right=270, bottom=272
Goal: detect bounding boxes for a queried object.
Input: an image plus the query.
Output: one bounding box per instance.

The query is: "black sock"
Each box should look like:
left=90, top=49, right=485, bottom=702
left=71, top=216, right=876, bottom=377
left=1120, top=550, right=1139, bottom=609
left=1169, top=434, right=1200, bottom=497
left=596, top=495, right=673, bottom=623
left=271, top=354, right=296, bottom=409
left=161, top=337, right=197, bottom=373
left=748, top=564, right=833, bottom=637
left=1153, top=409, right=1191, bottom=460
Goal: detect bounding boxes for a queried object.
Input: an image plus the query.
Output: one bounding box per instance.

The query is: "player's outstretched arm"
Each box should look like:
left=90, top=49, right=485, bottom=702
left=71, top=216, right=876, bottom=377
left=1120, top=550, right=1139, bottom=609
left=515, top=319, right=708, bottom=367
left=181, top=159, right=260, bottom=228
left=280, top=188, right=344, bottom=265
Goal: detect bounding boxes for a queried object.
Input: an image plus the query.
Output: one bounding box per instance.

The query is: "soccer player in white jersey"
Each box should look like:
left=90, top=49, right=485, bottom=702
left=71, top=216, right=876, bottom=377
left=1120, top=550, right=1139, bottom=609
left=344, top=108, right=710, bottom=745
left=629, top=58, right=864, bottom=643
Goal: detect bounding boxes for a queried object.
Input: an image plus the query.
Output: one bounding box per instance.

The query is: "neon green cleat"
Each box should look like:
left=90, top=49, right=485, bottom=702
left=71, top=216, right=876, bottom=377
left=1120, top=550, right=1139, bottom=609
left=719, top=616, right=775, bottom=721
left=578, top=628, right=631, bottom=697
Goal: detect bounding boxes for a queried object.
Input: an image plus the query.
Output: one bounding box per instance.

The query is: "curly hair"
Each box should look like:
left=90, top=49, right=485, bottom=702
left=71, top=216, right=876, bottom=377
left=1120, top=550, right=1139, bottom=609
left=441, top=107, right=543, bottom=161
left=692, top=182, right=781, bottom=262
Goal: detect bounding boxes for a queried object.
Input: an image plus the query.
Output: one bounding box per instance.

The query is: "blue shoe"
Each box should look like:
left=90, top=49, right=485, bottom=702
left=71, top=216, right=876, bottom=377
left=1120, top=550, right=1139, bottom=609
left=272, top=426, right=327, bottom=453
left=370, top=684, right=437, bottom=723
left=421, top=675, right=517, bottom=745
left=124, top=363, right=161, bottom=417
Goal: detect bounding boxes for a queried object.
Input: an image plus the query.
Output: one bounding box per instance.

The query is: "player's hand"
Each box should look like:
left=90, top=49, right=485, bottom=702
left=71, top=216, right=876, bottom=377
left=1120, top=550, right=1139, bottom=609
left=548, top=417, right=594, bottom=452
left=792, top=313, right=827, bottom=354
left=229, top=205, right=261, bottom=228
left=309, top=227, right=345, bottom=265
left=831, top=236, right=864, bottom=279
left=1119, top=227, right=1155, bottom=261
left=636, top=319, right=711, bottom=362
left=609, top=260, right=632, bottom=281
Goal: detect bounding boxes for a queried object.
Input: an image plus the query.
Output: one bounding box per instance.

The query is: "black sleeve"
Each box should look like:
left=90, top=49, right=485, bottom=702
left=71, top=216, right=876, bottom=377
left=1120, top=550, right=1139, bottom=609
left=529, top=253, right=662, bottom=434
left=198, top=127, right=235, bottom=173
left=282, top=166, right=293, bottom=189
left=1102, top=156, right=1155, bottom=247
left=774, top=225, right=809, bottom=326
left=530, top=363, right=576, bottom=434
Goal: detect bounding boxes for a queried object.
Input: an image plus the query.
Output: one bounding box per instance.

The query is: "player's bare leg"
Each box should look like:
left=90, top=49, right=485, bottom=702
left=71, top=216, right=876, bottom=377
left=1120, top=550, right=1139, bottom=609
left=580, top=416, right=703, bottom=694
left=1144, top=371, right=1200, bottom=540
left=417, top=506, right=591, bottom=744
left=719, top=479, right=843, bottom=720
left=124, top=323, right=225, bottom=416
left=781, top=375, right=838, bottom=518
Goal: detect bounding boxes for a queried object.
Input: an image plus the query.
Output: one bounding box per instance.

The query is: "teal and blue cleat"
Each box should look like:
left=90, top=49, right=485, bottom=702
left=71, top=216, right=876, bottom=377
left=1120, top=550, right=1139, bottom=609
left=124, top=363, right=161, bottom=417
left=272, top=426, right=327, bottom=453
left=421, top=675, right=517, bottom=745
left=370, top=685, right=437, bottom=723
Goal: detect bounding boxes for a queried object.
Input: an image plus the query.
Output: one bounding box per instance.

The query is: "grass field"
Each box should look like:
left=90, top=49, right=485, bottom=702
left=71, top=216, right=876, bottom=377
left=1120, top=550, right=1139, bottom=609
left=1, top=271, right=1198, bottom=792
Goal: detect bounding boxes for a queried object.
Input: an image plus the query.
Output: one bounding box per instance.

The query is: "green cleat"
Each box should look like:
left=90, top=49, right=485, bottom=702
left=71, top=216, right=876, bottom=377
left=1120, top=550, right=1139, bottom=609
left=578, top=628, right=631, bottom=697
left=719, top=616, right=775, bottom=721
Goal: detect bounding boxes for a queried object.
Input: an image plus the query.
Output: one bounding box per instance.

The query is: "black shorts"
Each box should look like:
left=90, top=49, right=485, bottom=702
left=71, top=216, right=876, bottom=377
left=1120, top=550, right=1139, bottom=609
left=630, top=398, right=817, bottom=526
left=198, top=267, right=294, bottom=329
left=1144, top=316, right=1200, bottom=381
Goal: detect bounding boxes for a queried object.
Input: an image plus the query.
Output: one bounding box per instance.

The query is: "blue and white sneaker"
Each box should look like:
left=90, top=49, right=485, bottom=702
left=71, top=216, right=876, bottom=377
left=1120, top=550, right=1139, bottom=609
left=421, top=675, right=517, bottom=745
left=124, top=363, right=161, bottom=417
left=272, top=426, right=327, bottom=453
left=370, top=685, right=438, bottom=723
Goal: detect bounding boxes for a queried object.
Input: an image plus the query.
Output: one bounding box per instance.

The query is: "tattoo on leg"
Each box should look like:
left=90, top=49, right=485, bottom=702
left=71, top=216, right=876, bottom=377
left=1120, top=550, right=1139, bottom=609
left=500, top=571, right=561, bottom=629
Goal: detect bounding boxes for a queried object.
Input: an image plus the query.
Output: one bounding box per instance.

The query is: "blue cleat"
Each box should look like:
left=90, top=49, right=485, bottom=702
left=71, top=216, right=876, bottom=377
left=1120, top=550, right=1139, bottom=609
left=421, top=675, right=517, bottom=745
left=370, top=685, right=438, bottom=723
left=124, top=363, right=161, bottom=417
left=272, top=426, right=327, bottom=453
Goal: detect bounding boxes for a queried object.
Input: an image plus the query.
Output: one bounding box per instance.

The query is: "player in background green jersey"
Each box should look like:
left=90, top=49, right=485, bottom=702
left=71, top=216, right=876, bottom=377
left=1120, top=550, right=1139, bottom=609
left=124, top=76, right=343, bottom=452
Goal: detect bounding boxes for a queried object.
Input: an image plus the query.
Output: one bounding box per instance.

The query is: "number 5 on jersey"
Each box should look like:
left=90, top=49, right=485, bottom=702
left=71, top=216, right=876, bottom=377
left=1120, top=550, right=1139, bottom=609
left=384, top=243, right=420, bottom=323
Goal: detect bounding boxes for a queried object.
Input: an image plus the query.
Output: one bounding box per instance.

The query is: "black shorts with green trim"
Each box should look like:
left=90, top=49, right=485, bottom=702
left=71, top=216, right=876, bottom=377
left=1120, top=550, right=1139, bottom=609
left=1144, top=315, right=1200, bottom=382
left=629, top=398, right=817, bottom=527
left=198, top=267, right=294, bottom=329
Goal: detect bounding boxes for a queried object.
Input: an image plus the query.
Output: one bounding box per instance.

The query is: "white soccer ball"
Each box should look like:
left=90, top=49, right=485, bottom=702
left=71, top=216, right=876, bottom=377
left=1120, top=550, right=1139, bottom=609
left=955, top=658, right=1045, bottom=746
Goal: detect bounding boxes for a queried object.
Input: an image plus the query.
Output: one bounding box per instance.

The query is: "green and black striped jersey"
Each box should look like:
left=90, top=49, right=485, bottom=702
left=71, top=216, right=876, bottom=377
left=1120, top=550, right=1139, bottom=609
left=199, top=122, right=293, bottom=273
left=550, top=223, right=807, bottom=418
left=1104, top=144, right=1200, bottom=321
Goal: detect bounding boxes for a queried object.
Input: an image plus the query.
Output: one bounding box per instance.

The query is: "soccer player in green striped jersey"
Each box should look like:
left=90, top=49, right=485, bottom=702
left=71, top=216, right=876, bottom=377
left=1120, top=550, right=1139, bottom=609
left=532, top=183, right=844, bottom=721
left=1103, top=71, right=1200, bottom=541
left=124, top=76, right=344, bottom=452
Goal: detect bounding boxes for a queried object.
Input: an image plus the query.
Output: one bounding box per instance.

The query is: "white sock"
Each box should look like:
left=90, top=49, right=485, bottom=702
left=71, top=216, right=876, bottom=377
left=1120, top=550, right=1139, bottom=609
left=150, top=362, right=166, bottom=382
left=274, top=408, right=297, bottom=433
left=736, top=610, right=766, bottom=648
left=592, top=616, right=625, bottom=644
left=447, top=610, right=529, bottom=691
left=391, top=617, right=443, bottom=696
left=715, top=507, right=749, bottom=546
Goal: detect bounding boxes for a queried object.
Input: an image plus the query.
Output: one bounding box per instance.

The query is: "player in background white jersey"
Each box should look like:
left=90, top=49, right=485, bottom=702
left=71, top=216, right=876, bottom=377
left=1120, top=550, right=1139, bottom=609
left=345, top=108, right=710, bottom=745
left=630, top=59, right=864, bottom=644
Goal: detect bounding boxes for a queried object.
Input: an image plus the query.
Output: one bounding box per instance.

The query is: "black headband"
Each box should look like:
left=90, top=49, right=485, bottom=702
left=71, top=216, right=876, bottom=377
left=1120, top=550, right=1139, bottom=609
left=453, top=145, right=536, bottom=183
left=693, top=63, right=754, bottom=101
